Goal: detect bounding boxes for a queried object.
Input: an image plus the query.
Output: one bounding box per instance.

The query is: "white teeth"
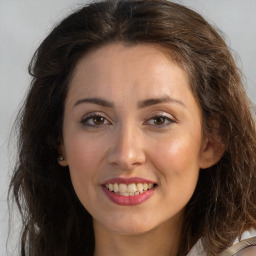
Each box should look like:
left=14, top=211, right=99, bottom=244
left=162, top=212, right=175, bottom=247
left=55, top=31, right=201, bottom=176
left=119, top=184, right=127, bottom=193
left=109, top=184, right=114, bottom=191
left=120, top=192, right=129, bottom=196
left=137, top=183, right=144, bottom=193
left=128, top=183, right=137, bottom=193
left=114, top=183, right=119, bottom=193
left=105, top=182, right=155, bottom=196
left=143, top=183, right=148, bottom=191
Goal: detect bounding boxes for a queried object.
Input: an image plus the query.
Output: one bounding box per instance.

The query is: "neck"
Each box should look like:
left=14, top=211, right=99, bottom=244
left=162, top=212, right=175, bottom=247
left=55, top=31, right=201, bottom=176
left=93, top=216, right=183, bottom=256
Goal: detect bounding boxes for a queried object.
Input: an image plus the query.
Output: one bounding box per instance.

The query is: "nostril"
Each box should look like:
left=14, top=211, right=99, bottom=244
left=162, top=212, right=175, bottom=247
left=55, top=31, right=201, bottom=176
left=108, top=156, right=145, bottom=170
left=106, top=137, right=146, bottom=169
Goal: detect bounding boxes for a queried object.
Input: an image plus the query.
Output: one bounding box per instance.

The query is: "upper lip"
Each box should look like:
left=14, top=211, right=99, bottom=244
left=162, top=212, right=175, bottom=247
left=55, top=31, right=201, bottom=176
left=102, top=177, right=156, bottom=185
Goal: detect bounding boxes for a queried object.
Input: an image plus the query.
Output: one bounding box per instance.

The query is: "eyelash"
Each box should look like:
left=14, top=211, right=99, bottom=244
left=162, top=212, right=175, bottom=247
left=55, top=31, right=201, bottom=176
left=144, top=114, right=175, bottom=128
left=81, top=113, right=111, bottom=127
left=81, top=113, right=175, bottom=128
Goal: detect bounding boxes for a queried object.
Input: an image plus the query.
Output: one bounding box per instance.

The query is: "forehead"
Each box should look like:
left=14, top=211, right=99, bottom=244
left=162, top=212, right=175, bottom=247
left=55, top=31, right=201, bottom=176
left=72, top=42, right=187, bottom=77
left=67, top=43, right=191, bottom=99
left=65, top=42, right=202, bottom=125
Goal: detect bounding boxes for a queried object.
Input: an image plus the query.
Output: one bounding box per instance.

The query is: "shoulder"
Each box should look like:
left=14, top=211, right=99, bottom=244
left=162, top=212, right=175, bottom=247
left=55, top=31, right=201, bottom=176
left=220, top=229, right=256, bottom=256
left=186, top=229, right=256, bottom=256
left=186, top=239, right=206, bottom=256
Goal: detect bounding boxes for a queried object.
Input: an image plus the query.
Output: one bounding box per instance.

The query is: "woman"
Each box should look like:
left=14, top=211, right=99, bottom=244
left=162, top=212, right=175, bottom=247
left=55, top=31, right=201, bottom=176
left=9, top=0, right=256, bottom=255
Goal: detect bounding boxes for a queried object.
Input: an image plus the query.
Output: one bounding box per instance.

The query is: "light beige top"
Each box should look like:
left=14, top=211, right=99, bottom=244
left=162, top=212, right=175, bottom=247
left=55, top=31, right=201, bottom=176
left=186, top=229, right=256, bottom=256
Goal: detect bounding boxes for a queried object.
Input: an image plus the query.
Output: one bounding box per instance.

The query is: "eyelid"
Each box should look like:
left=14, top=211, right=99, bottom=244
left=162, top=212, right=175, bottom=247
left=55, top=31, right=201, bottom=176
left=146, top=111, right=175, bottom=120
left=144, top=111, right=176, bottom=127
left=81, top=112, right=111, bottom=126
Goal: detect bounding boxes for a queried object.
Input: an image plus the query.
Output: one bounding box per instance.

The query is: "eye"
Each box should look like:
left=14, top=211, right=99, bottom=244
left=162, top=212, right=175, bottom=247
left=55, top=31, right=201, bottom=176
left=146, top=114, right=175, bottom=127
left=81, top=113, right=111, bottom=127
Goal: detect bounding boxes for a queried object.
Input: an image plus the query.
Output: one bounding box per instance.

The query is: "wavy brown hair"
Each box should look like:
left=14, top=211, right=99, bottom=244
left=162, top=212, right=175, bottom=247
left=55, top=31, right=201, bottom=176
left=9, top=0, right=256, bottom=255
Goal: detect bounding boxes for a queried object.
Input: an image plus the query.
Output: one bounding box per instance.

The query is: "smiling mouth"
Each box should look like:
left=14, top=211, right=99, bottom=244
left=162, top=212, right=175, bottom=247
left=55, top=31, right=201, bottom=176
left=104, top=183, right=157, bottom=196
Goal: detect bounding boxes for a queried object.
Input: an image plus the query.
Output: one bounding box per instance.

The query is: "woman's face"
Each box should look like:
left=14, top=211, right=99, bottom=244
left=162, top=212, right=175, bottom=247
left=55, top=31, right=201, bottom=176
left=61, top=43, right=210, bottom=235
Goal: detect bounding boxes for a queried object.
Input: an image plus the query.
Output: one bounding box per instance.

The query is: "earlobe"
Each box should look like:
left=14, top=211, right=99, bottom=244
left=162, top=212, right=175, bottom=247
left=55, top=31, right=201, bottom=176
left=199, top=136, right=225, bottom=169
left=58, top=143, right=69, bottom=167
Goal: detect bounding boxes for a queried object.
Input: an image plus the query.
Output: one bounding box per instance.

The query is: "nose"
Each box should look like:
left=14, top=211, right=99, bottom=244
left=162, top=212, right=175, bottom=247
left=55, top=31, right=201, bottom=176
left=107, top=124, right=146, bottom=170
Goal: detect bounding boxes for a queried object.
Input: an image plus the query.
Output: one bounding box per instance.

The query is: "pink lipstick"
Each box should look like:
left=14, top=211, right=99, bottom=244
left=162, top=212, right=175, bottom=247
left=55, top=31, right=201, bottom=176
left=102, top=177, right=156, bottom=206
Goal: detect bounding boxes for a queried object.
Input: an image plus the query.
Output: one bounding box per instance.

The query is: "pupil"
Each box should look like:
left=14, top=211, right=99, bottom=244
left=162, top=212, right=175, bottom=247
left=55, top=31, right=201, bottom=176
left=154, top=117, right=165, bottom=125
left=93, top=117, right=104, bottom=125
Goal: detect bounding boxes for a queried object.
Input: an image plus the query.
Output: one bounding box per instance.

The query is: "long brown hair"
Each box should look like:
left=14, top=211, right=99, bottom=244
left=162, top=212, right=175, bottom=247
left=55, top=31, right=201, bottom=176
left=9, top=0, right=256, bottom=255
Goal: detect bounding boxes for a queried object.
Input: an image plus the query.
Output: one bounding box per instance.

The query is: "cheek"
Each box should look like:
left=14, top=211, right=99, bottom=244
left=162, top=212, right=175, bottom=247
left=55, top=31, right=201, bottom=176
left=64, top=137, right=102, bottom=201
left=152, top=134, right=202, bottom=174
left=150, top=130, right=202, bottom=203
left=65, top=135, right=102, bottom=169
left=151, top=135, right=201, bottom=210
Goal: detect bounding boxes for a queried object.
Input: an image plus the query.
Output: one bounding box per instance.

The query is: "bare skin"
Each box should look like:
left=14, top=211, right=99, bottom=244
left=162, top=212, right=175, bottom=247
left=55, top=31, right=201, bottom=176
left=60, top=43, right=224, bottom=256
left=93, top=212, right=183, bottom=256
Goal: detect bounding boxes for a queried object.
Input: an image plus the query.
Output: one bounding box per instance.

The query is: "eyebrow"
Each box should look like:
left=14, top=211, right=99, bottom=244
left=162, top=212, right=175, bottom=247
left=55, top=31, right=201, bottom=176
left=73, top=96, right=185, bottom=109
left=138, top=96, right=185, bottom=108
left=74, top=98, right=114, bottom=108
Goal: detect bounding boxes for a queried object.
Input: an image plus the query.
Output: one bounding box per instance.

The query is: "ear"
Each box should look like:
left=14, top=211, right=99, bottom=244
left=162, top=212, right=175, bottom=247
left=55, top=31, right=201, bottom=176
left=199, top=117, right=225, bottom=169
left=58, top=142, right=69, bottom=167
left=199, top=134, right=225, bottom=169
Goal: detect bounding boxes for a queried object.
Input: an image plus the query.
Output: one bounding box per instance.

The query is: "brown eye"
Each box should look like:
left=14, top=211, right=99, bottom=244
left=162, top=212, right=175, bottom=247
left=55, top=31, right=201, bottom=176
left=153, top=116, right=166, bottom=125
left=146, top=114, right=174, bottom=128
left=81, top=114, right=110, bottom=127
left=93, top=116, right=105, bottom=125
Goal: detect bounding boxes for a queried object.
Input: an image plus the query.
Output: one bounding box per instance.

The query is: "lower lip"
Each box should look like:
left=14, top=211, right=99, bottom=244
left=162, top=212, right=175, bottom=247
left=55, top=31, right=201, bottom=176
left=102, top=186, right=156, bottom=206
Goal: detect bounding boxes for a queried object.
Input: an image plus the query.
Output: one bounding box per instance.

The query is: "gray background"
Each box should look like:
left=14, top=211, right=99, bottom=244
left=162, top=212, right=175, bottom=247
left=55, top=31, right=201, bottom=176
left=1, top=0, right=256, bottom=255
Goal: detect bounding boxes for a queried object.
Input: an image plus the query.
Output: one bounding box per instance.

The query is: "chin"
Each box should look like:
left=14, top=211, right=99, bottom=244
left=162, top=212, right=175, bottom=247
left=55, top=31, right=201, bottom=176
left=102, top=215, right=159, bottom=235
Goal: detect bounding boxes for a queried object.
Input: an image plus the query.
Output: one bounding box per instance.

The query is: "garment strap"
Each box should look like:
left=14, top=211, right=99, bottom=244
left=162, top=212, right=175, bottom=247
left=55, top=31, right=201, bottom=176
left=219, top=236, right=256, bottom=256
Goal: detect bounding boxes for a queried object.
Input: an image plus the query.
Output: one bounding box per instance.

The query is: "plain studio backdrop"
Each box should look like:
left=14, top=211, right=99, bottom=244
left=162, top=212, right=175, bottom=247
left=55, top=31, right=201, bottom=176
left=0, top=0, right=256, bottom=255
